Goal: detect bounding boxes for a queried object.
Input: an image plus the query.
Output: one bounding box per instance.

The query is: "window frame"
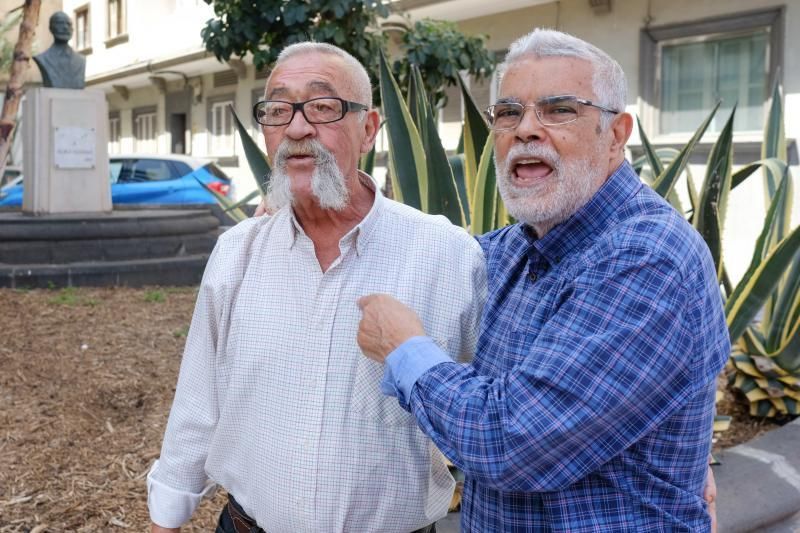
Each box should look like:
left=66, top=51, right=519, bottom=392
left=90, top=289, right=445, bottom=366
left=108, top=111, right=121, bottom=155
left=639, top=7, right=784, bottom=141
left=105, top=0, right=128, bottom=47
left=132, top=106, right=158, bottom=153
left=74, top=5, right=91, bottom=53
left=206, top=94, right=237, bottom=164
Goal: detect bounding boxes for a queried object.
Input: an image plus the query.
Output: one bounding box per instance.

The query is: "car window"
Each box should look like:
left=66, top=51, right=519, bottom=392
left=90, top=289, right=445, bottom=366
left=170, top=161, right=193, bottom=177
left=109, top=161, right=124, bottom=184
left=129, top=159, right=174, bottom=182
left=203, top=163, right=232, bottom=181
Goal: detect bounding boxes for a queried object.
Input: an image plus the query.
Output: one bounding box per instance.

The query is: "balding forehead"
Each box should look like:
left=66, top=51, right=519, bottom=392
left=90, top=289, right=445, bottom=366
left=266, top=79, right=341, bottom=100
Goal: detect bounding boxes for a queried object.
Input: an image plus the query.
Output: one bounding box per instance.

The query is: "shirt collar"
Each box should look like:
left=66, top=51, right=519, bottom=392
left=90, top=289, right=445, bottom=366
left=284, top=170, right=384, bottom=256
left=531, top=161, right=642, bottom=265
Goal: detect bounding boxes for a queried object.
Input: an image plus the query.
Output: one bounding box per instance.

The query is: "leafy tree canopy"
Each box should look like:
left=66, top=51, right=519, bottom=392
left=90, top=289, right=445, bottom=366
left=200, top=0, right=495, bottom=107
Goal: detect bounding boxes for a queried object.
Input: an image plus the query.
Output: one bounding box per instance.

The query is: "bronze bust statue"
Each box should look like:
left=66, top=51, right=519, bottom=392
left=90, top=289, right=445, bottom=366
left=33, top=12, right=86, bottom=89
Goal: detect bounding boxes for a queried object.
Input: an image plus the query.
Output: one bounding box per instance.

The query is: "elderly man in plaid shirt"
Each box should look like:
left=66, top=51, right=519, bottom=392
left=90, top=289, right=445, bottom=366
left=358, top=28, right=727, bottom=532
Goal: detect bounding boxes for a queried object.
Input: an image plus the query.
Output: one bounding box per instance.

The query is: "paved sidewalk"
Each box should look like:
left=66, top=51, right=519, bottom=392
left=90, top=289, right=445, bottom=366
left=715, top=417, right=800, bottom=532
left=436, top=418, right=800, bottom=532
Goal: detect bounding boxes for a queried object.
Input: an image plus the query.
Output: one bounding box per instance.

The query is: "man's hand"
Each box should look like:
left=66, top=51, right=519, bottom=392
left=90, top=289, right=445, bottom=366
left=151, top=524, right=179, bottom=533
left=705, top=463, right=717, bottom=533
left=357, top=294, right=426, bottom=362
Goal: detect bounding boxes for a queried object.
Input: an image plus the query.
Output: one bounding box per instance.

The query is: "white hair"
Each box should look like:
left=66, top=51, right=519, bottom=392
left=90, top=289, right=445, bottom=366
left=267, top=42, right=373, bottom=107
left=501, top=28, right=626, bottom=129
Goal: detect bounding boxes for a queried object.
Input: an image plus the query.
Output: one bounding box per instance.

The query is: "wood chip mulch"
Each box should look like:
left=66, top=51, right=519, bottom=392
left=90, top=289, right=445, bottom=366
left=1, top=287, right=224, bottom=532
left=0, top=287, right=785, bottom=531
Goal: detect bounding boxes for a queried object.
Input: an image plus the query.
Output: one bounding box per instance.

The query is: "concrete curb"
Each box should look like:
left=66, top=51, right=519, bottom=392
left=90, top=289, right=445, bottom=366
left=715, top=418, right=800, bottom=532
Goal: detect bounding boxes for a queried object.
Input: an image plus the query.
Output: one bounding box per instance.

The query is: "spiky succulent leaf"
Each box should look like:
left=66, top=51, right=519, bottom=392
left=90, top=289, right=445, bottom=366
left=378, top=51, right=425, bottom=209
left=652, top=102, right=719, bottom=198
left=229, top=105, right=270, bottom=196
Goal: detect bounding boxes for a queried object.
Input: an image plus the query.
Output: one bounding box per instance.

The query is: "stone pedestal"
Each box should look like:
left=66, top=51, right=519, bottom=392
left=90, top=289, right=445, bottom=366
left=22, top=87, right=111, bottom=214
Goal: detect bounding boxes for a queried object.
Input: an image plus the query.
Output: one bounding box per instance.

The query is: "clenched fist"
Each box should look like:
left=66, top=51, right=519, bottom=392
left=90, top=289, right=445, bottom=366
left=357, top=294, right=426, bottom=362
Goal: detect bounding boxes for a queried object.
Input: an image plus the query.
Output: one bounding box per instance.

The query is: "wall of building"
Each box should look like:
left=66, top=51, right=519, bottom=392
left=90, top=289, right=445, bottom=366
left=61, top=0, right=214, bottom=78
left=456, top=0, right=799, bottom=282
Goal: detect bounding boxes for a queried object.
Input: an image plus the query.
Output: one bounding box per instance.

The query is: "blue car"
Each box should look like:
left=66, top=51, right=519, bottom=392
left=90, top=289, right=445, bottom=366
left=0, top=154, right=234, bottom=206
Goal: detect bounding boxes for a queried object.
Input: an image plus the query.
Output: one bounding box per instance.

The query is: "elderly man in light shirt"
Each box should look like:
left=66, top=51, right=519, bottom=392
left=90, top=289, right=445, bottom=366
left=147, top=42, right=486, bottom=533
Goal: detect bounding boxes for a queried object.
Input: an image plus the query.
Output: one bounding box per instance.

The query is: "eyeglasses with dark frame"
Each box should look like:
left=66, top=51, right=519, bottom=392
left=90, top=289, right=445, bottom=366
left=253, top=97, right=369, bottom=126
left=485, top=95, right=620, bottom=131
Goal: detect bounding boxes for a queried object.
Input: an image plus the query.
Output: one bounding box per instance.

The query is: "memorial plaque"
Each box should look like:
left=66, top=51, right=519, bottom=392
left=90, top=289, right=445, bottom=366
left=54, top=126, right=96, bottom=169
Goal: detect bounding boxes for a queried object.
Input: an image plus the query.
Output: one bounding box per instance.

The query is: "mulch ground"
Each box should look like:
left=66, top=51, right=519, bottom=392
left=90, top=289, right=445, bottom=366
left=0, top=287, right=784, bottom=531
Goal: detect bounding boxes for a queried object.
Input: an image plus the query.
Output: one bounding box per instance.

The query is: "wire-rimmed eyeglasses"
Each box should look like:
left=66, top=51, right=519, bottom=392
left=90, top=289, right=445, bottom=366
left=485, top=95, right=620, bottom=131
left=253, top=97, right=369, bottom=126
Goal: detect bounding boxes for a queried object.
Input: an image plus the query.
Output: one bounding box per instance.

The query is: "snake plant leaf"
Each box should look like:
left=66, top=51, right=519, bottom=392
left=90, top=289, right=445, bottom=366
left=755, top=164, right=790, bottom=327
left=731, top=162, right=760, bottom=190
left=420, top=92, right=465, bottom=226
left=694, top=107, right=735, bottom=272
left=652, top=101, right=719, bottom=198
left=772, top=316, right=800, bottom=373
left=449, top=153, right=471, bottom=226
left=378, top=50, right=425, bottom=210
left=726, top=223, right=800, bottom=344
left=636, top=117, right=664, bottom=176
left=727, top=173, right=793, bottom=312
left=408, top=65, right=429, bottom=141
left=749, top=159, right=791, bottom=249
left=762, top=77, right=787, bottom=199
left=768, top=249, right=800, bottom=350
left=228, top=188, right=261, bottom=208
left=458, top=73, right=490, bottom=210
left=359, top=145, right=376, bottom=176
left=229, top=104, right=270, bottom=196
left=470, top=133, right=498, bottom=235
left=495, top=191, right=510, bottom=229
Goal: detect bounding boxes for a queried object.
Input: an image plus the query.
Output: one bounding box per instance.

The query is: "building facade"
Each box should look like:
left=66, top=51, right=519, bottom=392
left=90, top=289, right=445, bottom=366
left=46, top=0, right=799, bottom=278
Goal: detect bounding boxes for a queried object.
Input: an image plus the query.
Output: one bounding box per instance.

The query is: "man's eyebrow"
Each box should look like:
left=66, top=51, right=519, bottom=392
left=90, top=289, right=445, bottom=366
left=308, top=80, right=339, bottom=96
left=266, top=86, right=288, bottom=99
left=494, top=96, right=521, bottom=105
left=265, top=80, right=340, bottom=100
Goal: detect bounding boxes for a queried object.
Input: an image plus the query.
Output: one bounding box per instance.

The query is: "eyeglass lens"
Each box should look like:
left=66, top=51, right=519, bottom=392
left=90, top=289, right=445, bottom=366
left=256, top=98, right=345, bottom=126
left=490, top=96, right=582, bottom=129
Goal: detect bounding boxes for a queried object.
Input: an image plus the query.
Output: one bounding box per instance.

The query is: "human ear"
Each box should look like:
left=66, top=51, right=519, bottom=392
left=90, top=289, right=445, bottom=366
left=609, top=112, right=633, bottom=155
left=360, top=109, right=381, bottom=154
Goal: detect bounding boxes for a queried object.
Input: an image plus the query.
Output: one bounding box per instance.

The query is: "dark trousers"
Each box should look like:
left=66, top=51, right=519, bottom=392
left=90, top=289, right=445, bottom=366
left=216, top=494, right=437, bottom=533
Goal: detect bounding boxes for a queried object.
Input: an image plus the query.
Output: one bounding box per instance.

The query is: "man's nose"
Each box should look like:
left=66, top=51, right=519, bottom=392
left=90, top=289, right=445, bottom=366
left=514, top=107, right=545, bottom=143
left=284, top=108, right=316, bottom=139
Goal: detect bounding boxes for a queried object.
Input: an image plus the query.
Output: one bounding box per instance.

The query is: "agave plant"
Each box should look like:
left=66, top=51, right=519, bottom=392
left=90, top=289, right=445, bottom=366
left=638, top=81, right=800, bottom=419
left=378, top=50, right=508, bottom=233
left=725, top=83, right=800, bottom=418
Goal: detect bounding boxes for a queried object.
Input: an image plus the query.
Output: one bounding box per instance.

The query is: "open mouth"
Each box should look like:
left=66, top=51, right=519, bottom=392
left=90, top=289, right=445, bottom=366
left=512, top=158, right=554, bottom=185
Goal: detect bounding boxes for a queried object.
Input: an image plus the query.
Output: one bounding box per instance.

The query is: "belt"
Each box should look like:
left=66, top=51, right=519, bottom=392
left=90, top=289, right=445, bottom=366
left=227, top=495, right=265, bottom=533
left=225, top=495, right=436, bottom=533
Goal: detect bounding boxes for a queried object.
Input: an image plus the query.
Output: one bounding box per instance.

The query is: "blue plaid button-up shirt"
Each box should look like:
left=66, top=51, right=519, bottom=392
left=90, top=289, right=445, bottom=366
left=384, top=162, right=729, bottom=532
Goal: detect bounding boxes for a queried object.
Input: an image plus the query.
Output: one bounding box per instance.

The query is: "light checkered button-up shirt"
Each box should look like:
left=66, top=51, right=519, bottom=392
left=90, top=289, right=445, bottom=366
left=147, top=176, right=487, bottom=532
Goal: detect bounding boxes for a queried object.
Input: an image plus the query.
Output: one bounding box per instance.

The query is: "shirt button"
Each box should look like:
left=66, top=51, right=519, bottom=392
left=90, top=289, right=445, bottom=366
left=528, top=271, right=538, bottom=282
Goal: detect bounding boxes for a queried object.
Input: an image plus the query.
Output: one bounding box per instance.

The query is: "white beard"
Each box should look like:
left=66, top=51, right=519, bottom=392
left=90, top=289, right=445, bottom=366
left=267, top=138, right=349, bottom=211
left=495, top=142, right=604, bottom=233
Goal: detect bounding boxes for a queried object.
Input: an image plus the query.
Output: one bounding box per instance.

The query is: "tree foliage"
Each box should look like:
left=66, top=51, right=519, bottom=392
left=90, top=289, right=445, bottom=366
left=393, top=19, right=494, bottom=108
left=200, top=0, right=495, bottom=106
